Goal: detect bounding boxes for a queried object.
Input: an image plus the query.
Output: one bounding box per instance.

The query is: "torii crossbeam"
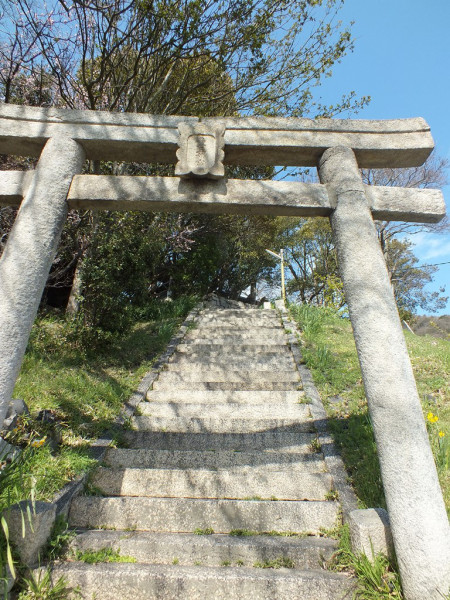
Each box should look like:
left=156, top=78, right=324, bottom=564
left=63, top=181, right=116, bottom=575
left=0, top=104, right=448, bottom=600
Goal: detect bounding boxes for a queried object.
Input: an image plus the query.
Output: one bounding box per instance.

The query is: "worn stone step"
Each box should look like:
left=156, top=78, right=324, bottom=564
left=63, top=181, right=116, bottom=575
left=185, top=335, right=288, bottom=344
left=130, top=416, right=314, bottom=433
left=194, top=322, right=281, bottom=330
left=176, top=344, right=291, bottom=354
left=138, top=402, right=309, bottom=420
left=198, top=309, right=278, bottom=316
left=193, top=326, right=283, bottom=335
left=91, top=467, right=332, bottom=500
left=167, top=357, right=295, bottom=370
left=152, top=381, right=302, bottom=391
left=103, top=449, right=325, bottom=472
left=155, top=369, right=299, bottom=382
left=122, top=431, right=317, bottom=452
left=69, top=530, right=338, bottom=569
left=48, top=562, right=354, bottom=600
left=145, top=390, right=305, bottom=404
left=69, top=497, right=339, bottom=534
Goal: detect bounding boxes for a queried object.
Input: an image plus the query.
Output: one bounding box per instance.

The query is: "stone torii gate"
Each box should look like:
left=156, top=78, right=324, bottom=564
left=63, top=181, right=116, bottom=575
left=0, top=103, right=449, bottom=599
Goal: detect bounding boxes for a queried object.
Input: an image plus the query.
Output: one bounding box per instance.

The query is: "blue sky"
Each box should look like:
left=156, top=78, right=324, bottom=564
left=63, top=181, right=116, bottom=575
left=316, top=0, right=450, bottom=315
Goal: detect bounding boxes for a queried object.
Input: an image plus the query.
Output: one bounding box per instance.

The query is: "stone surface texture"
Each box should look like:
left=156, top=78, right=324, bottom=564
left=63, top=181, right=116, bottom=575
left=348, top=508, right=394, bottom=559
left=0, top=103, right=433, bottom=167
left=0, top=136, right=85, bottom=426
left=4, top=500, right=56, bottom=566
left=175, top=122, right=225, bottom=179
left=319, top=146, right=450, bottom=600
left=1, top=172, right=442, bottom=223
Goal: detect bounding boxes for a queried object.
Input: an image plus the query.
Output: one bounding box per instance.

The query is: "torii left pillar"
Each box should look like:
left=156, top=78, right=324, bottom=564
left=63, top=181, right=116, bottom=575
left=0, top=136, right=85, bottom=426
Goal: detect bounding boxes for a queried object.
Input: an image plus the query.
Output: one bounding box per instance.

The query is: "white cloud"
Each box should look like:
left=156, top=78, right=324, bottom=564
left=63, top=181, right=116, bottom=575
left=411, top=233, right=450, bottom=263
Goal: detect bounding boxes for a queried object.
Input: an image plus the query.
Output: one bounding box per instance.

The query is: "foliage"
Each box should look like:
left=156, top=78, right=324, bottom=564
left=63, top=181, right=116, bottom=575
left=72, top=547, right=136, bottom=564
left=384, top=237, right=447, bottom=320
left=1, top=0, right=366, bottom=117
left=276, top=218, right=344, bottom=308
left=329, top=525, right=403, bottom=599
left=0, top=0, right=370, bottom=331
left=17, top=569, right=79, bottom=600
left=45, top=517, right=76, bottom=562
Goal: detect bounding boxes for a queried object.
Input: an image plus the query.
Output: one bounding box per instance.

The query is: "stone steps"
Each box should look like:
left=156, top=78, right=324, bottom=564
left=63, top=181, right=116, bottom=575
left=122, top=430, right=318, bottom=451
left=103, top=448, right=326, bottom=471
left=183, top=337, right=288, bottom=345
left=138, top=402, right=309, bottom=419
left=167, top=357, right=296, bottom=370
left=53, top=304, right=351, bottom=598
left=48, top=562, right=354, bottom=600
left=154, top=370, right=300, bottom=383
left=145, top=390, right=305, bottom=404
left=69, top=530, right=337, bottom=569
left=152, top=381, right=302, bottom=391
left=175, top=343, right=291, bottom=354
left=90, top=467, right=332, bottom=500
left=130, top=416, right=314, bottom=433
left=69, top=497, right=339, bottom=533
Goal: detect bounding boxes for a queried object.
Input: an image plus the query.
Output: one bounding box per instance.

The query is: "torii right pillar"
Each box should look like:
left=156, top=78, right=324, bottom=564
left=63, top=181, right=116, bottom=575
left=319, top=146, right=450, bottom=600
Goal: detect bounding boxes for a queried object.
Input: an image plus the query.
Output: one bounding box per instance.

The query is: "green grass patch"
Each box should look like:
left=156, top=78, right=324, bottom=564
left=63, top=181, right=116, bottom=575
left=289, top=304, right=450, bottom=514
left=72, top=547, right=136, bottom=564
left=6, top=297, right=196, bottom=502
left=193, top=527, right=214, bottom=535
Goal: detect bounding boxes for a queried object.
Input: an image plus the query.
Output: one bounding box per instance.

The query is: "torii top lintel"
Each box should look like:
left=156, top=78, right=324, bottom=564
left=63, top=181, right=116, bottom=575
left=0, top=103, right=433, bottom=169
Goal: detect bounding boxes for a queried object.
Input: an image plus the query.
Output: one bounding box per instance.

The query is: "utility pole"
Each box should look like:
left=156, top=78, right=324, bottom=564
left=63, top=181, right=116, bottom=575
left=265, top=248, right=286, bottom=306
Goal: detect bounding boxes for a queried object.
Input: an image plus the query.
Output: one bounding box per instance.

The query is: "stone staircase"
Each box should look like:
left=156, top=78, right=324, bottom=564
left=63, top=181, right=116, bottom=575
left=51, top=305, right=353, bottom=599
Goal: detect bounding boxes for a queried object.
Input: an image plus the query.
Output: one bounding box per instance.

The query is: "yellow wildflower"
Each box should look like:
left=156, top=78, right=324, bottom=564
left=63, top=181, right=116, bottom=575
left=31, top=437, right=47, bottom=448
left=427, top=412, right=438, bottom=424
left=438, top=431, right=445, bottom=438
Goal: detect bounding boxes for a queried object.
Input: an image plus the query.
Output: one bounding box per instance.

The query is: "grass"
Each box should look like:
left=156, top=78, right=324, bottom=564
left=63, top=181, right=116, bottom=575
left=290, top=303, right=450, bottom=514
left=328, top=524, right=402, bottom=599
left=4, top=297, right=196, bottom=503
left=193, top=528, right=214, bottom=535
left=228, top=529, right=308, bottom=538
left=71, top=547, right=136, bottom=564
left=0, top=298, right=196, bottom=591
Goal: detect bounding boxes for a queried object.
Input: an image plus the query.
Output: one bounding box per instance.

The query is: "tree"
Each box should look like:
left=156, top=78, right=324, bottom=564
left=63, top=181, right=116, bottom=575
left=385, top=238, right=447, bottom=320
left=1, top=0, right=371, bottom=330
left=361, top=150, right=449, bottom=256
left=7, top=0, right=368, bottom=117
left=277, top=152, right=449, bottom=316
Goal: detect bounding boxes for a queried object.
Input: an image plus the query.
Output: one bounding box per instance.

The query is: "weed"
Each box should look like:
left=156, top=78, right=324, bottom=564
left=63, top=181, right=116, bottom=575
left=298, top=396, right=312, bottom=405
left=17, top=569, right=80, bottom=600
left=221, top=560, right=231, bottom=567
left=229, top=529, right=257, bottom=537
left=193, top=528, right=214, bottom=535
left=254, top=556, right=295, bottom=569
left=73, top=547, right=136, bottom=564
left=235, top=560, right=244, bottom=566
left=194, top=561, right=202, bottom=566
left=325, top=490, right=339, bottom=501
left=329, top=525, right=402, bottom=598
left=264, top=531, right=307, bottom=538
left=83, top=481, right=105, bottom=497
left=309, top=437, right=322, bottom=453
left=172, top=557, right=179, bottom=565
left=45, top=517, right=76, bottom=561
